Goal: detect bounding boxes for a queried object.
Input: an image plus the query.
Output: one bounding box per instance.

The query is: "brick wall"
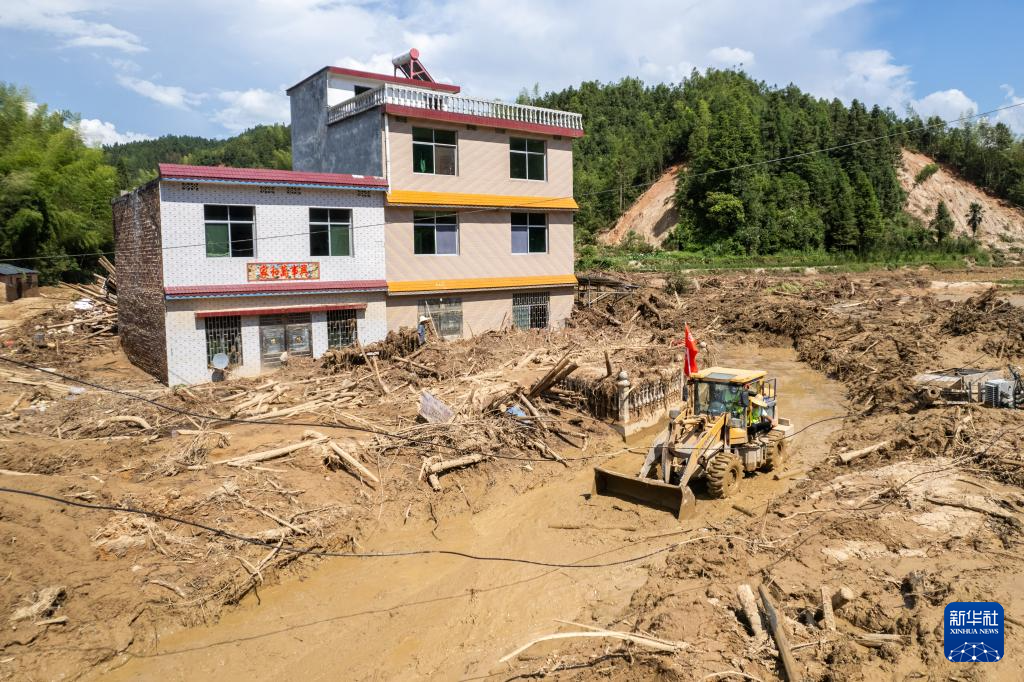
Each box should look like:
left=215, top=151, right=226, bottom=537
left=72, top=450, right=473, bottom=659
left=113, top=183, right=168, bottom=382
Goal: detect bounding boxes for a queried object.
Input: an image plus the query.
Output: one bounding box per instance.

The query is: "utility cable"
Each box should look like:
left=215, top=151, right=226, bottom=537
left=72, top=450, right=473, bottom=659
left=0, top=487, right=699, bottom=569
left=3, top=100, right=1023, bottom=264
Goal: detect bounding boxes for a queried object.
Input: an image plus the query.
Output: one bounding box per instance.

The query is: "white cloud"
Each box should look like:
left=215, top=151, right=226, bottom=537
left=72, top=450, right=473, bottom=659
left=116, top=75, right=203, bottom=109
left=910, top=89, right=978, bottom=123
left=828, top=49, right=913, bottom=109
left=995, top=85, right=1024, bottom=134
left=0, top=1, right=145, bottom=53
left=73, top=118, right=152, bottom=146
left=707, top=46, right=755, bottom=67
left=4, top=0, right=1015, bottom=141
left=212, top=88, right=290, bottom=132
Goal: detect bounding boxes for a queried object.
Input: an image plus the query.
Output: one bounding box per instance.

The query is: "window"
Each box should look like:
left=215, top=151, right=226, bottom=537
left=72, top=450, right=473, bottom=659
left=205, top=316, right=242, bottom=366
left=310, top=208, right=353, bottom=256
left=418, top=298, right=463, bottom=339
left=327, top=309, right=358, bottom=348
left=413, top=211, right=459, bottom=255
left=510, top=137, right=546, bottom=180
left=513, top=293, right=550, bottom=330
left=412, top=127, right=457, bottom=175
left=204, top=205, right=254, bottom=257
left=511, top=213, right=548, bottom=253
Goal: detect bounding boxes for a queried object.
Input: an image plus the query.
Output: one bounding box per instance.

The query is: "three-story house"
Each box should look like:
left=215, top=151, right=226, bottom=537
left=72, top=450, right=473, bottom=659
left=287, top=50, right=582, bottom=338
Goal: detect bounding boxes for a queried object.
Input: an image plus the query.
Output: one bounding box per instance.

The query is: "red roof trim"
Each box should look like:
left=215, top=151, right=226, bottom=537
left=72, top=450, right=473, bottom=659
left=326, top=67, right=460, bottom=93
left=158, top=164, right=388, bottom=188
left=166, top=280, right=387, bottom=297
left=196, top=303, right=366, bottom=319
left=383, top=104, right=584, bottom=138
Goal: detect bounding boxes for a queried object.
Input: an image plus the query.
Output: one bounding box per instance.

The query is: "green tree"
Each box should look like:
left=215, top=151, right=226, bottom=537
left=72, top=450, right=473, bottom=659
left=0, top=84, right=116, bottom=282
left=913, top=162, right=939, bottom=187
left=966, top=202, right=984, bottom=236
left=852, top=170, right=884, bottom=251
left=930, top=201, right=955, bottom=243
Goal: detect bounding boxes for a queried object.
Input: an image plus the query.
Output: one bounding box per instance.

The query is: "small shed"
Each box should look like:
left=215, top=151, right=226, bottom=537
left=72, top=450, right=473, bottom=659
left=0, top=264, right=40, bottom=302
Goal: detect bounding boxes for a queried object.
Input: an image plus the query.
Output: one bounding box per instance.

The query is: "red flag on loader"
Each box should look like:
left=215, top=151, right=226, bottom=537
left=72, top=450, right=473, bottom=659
left=684, top=323, right=699, bottom=376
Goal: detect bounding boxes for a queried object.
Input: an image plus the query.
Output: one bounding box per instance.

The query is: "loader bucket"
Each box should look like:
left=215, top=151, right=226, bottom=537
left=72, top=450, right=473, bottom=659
left=593, top=467, right=697, bottom=520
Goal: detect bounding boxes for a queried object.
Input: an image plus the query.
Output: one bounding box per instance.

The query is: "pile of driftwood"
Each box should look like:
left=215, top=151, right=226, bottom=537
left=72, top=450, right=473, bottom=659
left=345, top=352, right=591, bottom=492
left=16, top=281, right=119, bottom=355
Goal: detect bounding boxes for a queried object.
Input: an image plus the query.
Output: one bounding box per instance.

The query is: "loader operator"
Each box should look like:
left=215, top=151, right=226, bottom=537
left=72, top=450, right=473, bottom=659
left=747, top=394, right=773, bottom=437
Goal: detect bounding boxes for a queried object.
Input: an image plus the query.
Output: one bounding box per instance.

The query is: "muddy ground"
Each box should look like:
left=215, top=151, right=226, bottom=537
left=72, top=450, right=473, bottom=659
left=2, top=267, right=1024, bottom=681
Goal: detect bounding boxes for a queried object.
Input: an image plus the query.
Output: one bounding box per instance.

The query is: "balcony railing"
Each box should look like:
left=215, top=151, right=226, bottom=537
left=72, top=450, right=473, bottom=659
left=327, top=83, right=583, bottom=132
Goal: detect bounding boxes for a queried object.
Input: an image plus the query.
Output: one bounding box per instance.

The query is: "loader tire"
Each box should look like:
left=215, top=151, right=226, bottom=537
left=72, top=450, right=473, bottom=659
left=761, top=431, right=787, bottom=472
left=706, top=453, right=743, bottom=499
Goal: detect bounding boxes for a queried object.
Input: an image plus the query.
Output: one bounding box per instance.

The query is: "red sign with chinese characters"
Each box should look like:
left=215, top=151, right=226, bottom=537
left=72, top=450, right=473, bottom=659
left=247, top=262, right=320, bottom=282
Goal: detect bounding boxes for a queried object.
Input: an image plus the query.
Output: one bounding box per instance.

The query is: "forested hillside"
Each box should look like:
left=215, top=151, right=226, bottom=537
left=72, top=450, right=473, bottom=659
left=105, top=124, right=291, bottom=190
left=904, top=114, right=1024, bottom=206
left=522, top=70, right=1014, bottom=257
left=3, top=70, right=1024, bottom=282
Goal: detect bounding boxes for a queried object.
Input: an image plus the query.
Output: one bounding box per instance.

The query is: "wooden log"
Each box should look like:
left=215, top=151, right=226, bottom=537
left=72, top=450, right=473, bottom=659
left=325, top=440, right=379, bottom=486
left=426, top=453, right=486, bottom=475
left=732, top=503, right=757, bottom=517
left=546, top=362, right=579, bottom=392
left=837, top=441, right=889, bottom=464
left=174, top=429, right=231, bottom=441
left=218, top=435, right=327, bottom=467
left=819, top=585, right=836, bottom=632
left=604, top=350, right=614, bottom=378
left=527, top=353, right=571, bottom=399
left=774, top=467, right=807, bottom=481
left=517, top=391, right=543, bottom=422
left=393, top=355, right=441, bottom=377
left=99, top=415, right=152, bottom=430
left=246, top=399, right=327, bottom=421
left=736, top=584, right=765, bottom=641
left=758, top=584, right=801, bottom=682
left=358, top=340, right=389, bottom=395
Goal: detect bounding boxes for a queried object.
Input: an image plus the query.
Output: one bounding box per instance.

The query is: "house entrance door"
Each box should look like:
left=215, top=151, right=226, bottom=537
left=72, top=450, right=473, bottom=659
left=260, top=313, right=312, bottom=367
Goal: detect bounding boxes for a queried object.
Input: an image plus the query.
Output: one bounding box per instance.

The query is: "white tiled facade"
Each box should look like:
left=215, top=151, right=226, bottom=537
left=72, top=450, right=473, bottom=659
left=160, top=182, right=385, bottom=287
left=157, top=180, right=388, bottom=385
left=164, top=292, right=386, bottom=385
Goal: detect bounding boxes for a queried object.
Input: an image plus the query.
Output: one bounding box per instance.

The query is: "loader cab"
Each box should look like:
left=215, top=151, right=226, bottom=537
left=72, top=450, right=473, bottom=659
left=690, top=367, right=771, bottom=427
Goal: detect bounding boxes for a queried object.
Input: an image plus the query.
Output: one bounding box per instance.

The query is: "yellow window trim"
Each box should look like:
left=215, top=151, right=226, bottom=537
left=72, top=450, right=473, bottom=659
left=388, top=274, right=577, bottom=294
left=387, top=190, right=578, bottom=210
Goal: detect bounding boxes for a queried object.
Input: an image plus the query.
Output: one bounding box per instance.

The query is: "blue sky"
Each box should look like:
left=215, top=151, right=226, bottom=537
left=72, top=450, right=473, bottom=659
left=2, top=0, right=1021, bottom=146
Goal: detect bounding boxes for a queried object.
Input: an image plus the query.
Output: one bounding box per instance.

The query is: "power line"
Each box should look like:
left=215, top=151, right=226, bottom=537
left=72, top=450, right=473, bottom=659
left=0, top=487, right=702, bottom=569
left=3, top=100, right=1023, bottom=265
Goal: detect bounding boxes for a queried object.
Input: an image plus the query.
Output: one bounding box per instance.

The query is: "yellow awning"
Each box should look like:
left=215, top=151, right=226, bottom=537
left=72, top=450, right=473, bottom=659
left=386, top=190, right=578, bottom=210
left=388, top=274, right=577, bottom=294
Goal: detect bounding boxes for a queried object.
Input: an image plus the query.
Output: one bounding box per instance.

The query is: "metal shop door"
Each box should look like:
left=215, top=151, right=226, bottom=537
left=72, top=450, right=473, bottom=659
left=259, top=313, right=312, bottom=367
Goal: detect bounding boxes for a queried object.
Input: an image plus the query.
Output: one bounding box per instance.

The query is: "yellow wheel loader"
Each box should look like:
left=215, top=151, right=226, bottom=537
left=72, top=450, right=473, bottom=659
left=593, top=366, right=792, bottom=519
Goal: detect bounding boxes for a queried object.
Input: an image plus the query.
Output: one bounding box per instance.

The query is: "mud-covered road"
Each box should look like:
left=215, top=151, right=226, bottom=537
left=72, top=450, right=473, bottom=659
left=94, top=347, right=845, bottom=681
